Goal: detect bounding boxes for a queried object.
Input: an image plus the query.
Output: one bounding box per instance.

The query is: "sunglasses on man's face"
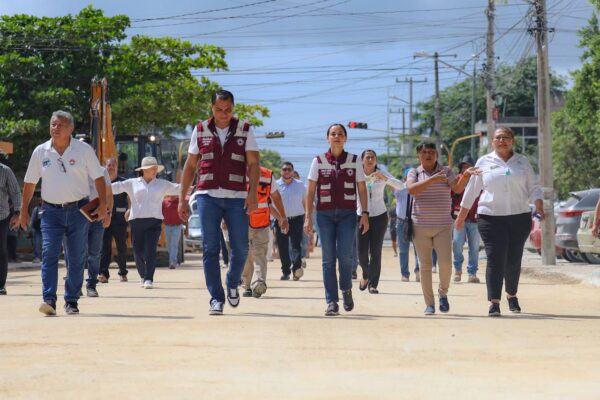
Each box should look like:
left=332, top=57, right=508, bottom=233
left=282, top=167, right=293, bottom=172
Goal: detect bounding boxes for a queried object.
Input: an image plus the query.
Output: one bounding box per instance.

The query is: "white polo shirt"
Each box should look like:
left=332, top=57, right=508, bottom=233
left=89, top=167, right=111, bottom=201
left=112, top=177, right=180, bottom=221
left=188, top=124, right=259, bottom=199
left=24, top=138, right=104, bottom=204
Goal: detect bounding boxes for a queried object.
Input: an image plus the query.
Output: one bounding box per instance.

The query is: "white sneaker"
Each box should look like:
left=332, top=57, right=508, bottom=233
left=140, top=279, right=145, bottom=287
left=143, top=280, right=153, bottom=289
left=293, top=268, right=304, bottom=281
left=32, top=257, right=41, bottom=263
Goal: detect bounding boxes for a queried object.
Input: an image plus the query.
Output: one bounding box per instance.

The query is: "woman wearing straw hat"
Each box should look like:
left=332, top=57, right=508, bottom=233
left=112, top=156, right=180, bottom=289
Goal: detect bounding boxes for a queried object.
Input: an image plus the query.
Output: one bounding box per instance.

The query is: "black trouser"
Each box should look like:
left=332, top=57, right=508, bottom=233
left=275, top=215, right=305, bottom=275
left=130, top=218, right=162, bottom=281
left=358, top=212, right=388, bottom=288
left=100, top=223, right=129, bottom=278
left=478, top=213, right=531, bottom=301
left=0, top=216, right=9, bottom=288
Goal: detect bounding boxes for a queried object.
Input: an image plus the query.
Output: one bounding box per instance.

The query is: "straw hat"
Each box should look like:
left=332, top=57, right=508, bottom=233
left=135, top=156, right=164, bottom=173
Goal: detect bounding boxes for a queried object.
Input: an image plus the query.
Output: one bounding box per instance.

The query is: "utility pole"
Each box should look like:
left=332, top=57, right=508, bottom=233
left=471, top=55, right=479, bottom=156
left=485, top=0, right=496, bottom=151
left=413, top=52, right=456, bottom=150
left=532, top=0, right=556, bottom=265
left=396, top=77, right=427, bottom=136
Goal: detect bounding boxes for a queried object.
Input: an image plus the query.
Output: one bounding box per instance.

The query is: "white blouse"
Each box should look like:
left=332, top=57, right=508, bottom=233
left=112, top=177, right=180, bottom=221
left=461, top=151, right=542, bottom=216
left=357, top=170, right=404, bottom=217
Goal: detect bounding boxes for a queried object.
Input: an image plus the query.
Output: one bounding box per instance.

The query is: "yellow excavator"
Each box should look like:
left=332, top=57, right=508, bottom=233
left=89, top=78, right=184, bottom=266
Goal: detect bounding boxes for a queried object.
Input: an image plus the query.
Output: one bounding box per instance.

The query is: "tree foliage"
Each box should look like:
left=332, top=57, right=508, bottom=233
left=552, top=6, right=600, bottom=197
left=259, top=149, right=283, bottom=177
left=385, top=57, right=565, bottom=179
left=0, top=6, right=268, bottom=173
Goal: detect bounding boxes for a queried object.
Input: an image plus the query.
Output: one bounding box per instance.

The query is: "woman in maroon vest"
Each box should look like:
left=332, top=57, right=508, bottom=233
left=304, top=124, right=370, bottom=316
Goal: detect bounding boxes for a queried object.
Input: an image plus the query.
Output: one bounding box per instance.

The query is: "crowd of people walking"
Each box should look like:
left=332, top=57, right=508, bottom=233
left=0, top=90, right=543, bottom=319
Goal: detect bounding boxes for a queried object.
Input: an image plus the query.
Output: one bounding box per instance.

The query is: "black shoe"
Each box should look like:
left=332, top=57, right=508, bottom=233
left=488, top=303, right=501, bottom=317
left=227, top=287, right=240, bottom=307
left=280, top=273, right=290, bottom=281
left=359, top=280, right=369, bottom=291
left=439, top=295, right=450, bottom=313
left=507, top=297, right=521, bottom=313
left=39, top=300, right=56, bottom=316
left=325, top=302, right=339, bottom=316
left=342, top=289, right=354, bottom=312
left=368, top=286, right=379, bottom=294
left=64, top=302, right=79, bottom=315
left=0, top=287, right=6, bottom=295
left=86, top=287, right=99, bottom=297
left=351, top=271, right=358, bottom=280
left=242, top=288, right=253, bottom=297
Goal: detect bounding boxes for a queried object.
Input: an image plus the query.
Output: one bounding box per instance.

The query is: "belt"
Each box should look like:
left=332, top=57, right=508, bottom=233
left=44, top=199, right=86, bottom=209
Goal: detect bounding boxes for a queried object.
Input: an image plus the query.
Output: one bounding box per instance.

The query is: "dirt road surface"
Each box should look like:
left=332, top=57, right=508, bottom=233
left=1, top=249, right=599, bottom=399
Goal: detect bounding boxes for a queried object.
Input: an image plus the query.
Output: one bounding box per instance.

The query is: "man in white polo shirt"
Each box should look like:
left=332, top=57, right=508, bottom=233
left=20, top=110, right=107, bottom=316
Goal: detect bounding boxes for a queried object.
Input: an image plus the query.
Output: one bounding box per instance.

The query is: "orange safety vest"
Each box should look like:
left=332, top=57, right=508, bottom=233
left=248, top=167, right=273, bottom=229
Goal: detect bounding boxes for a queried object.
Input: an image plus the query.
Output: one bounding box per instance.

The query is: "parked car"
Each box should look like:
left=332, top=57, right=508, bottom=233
left=555, top=189, right=600, bottom=263
left=576, top=210, right=600, bottom=264
left=184, top=214, right=203, bottom=253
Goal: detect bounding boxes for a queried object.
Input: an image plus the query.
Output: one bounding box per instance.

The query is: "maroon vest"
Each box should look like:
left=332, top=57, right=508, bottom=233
left=196, top=117, right=250, bottom=192
left=316, top=151, right=358, bottom=211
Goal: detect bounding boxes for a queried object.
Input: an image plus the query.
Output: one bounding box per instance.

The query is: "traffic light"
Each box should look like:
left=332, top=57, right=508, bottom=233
left=265, top=131, right=285, bottom=139
left=348, top=121, right=368, bottom=129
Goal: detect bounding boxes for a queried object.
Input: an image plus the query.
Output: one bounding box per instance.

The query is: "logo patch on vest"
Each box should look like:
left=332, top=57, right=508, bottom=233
left=236, top=138, right=244, bottom=146
left=321, top=170, right=332, bottom=177
left=42, top=158, right=50, bottom=168
left=347, top=169, right=354, bottom=176
left=201, top=138, right=212, bottom=146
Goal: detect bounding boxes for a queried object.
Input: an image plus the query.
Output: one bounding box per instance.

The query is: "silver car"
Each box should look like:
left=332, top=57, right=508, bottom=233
left=555, top=189, right=600, bottom=262
left=184, top=214, right=203, bottom=253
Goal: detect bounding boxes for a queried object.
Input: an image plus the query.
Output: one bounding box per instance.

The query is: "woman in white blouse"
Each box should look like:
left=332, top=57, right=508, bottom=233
left=112, top=157, right=180, bottom=289
left=357, top=150, right=404, bottom=294
left=456, top=127, right=543, bottom=317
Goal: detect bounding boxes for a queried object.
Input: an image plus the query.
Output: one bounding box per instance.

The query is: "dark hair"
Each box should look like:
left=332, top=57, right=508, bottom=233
left=416, top=141, right=437, bottom=153
left=361, top=149, right=377, bottom=159
left=211, top=90, right=235, bottom=105
left=326, top=123, right=347, bottom=137
left=281, top=161, right=294, bottom=170
left=494, top=126, right=515, bottom=139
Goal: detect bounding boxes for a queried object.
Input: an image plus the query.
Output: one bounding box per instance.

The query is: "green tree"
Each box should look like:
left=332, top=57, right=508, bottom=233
left=552, top=4, right=600, bottom=197
left=0, top=7, right=268, bottom=173
left=259, top=149, right=283, bottom=177
left=390, top=57, right=565, bottom=176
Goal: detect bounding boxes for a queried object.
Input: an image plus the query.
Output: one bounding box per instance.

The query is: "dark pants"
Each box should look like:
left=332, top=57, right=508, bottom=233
left=275, top=215, right=305, bottom=275
left=478, top=213, right=531, bottom=301
left=130, top=218, right=162, bottom=282
left=358, top=212, right=388, bottom=288
left=0, top=216, right=9, bottom=288
left=100, top=224, right=129, bottom=278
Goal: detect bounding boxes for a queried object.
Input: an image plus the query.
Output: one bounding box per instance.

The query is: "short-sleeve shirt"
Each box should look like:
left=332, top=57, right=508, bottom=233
left=276, top=178, right=306, bottom=218
left=407, top=163, right=456, bottom=227
left=24, top=138, right=104, bottom=204
left=88, top=167, right=111, bottom=201
left=188, top=123, right=259, bottom=199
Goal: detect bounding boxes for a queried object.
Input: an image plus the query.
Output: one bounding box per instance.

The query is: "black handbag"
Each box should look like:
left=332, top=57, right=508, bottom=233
left=402, top=193, right=414, bottom=242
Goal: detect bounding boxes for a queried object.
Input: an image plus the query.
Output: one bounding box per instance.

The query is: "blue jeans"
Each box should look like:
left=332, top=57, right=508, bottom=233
left=452, top=221, right=480, bottom=275
left=164, top=224, right=182, bottom=266
left=351, top=220, right=359, bottom=273
left=396, top=219, right=420, bottom=277
left=41, top=202, right=89, bottom=303
left=317, top=209, right=356, bottom=304
left=33, top=229, right=42, bottom=259
left=86, top=220, right=104, bottom=288
left=198, top=194, right=248, bottom=304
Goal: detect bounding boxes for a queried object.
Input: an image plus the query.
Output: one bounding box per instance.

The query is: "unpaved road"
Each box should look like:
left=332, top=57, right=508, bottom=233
left=1, top=249, right=599, bottom=399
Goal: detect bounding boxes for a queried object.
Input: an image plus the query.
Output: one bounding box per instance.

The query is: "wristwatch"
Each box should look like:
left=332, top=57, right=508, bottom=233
left=362, top=211, right=369, bottom=216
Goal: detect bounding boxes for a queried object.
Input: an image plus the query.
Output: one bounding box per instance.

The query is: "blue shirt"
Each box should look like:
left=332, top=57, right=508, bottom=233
left=394, top=188, right=410, bottom=220
left=276, top=178, right=306, bottom=218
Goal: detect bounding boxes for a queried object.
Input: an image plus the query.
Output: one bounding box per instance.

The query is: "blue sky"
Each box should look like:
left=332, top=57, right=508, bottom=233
left=1, top=0, right=594, bottom=176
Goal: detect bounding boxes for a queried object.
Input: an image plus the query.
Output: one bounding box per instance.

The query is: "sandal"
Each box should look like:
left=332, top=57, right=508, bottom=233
left=359, top=279, right=369, bottom=291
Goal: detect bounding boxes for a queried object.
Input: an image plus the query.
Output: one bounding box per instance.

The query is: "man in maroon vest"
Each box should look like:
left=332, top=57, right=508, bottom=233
left=179, top=90, right=259, bottom=315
